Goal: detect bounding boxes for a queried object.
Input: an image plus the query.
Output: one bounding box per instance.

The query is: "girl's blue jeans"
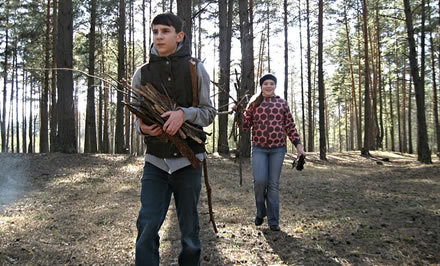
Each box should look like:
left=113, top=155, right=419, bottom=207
left=251, top=145, right=286, bottom=226
left=135, top=162, right=202, bottom=266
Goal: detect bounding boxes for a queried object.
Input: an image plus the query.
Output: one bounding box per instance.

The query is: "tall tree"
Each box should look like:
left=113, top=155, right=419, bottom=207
left=318, top=0, right=326, bottom=159
left=283, top=0, right=288, bottom=100
left=177, top=0, right=192, bottom=46
left=85, top=0, right=98, bottom=153
left=115, top=0, right=126, bottom=154
left=40, top=0, right=51, bottom=153
left=298, top=0, right=306, bottom=150
left=1, top=0, right=10, bottom=152
left=403, top=0, right=431, bottom=163
left=238, top=0, right=255, bottom=157
left=217, top=0, right=233, bottom=155
left=50, top=0, right=58, bottom=152
left=361, top=0, right=372, bottom=155
left=306, top=0, right=314, bottom=152
left=56, top=0, right=77, bottom=153
left=343, top=1, right=359, bottom=150
left=430, top=24, right=440, bottom=154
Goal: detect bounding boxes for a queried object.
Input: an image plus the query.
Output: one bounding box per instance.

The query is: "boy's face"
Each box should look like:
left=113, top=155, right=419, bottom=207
left=152, top=24, right=184, bottom=57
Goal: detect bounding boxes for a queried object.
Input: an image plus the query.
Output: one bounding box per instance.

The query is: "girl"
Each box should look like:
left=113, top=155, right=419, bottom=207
left=242, top=73, right=305, bottom=231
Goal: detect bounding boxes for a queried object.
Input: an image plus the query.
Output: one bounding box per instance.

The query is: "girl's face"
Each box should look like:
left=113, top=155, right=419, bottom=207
left=261, top=79, right=276, bottom=97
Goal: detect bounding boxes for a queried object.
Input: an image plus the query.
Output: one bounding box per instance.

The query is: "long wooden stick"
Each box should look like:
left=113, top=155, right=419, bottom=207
left=203, top=159, right=218, bottom=233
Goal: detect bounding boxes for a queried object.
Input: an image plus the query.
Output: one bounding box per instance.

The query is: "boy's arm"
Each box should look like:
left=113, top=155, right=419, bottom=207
left=179, top=62, right=216, bottom=127
left=132, top=65, right=163, bottom=136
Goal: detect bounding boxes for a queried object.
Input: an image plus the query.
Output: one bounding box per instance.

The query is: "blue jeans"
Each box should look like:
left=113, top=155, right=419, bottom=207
left=135, top=162, right=202, bottom=266
left=251, top=146, right=286, bottom=226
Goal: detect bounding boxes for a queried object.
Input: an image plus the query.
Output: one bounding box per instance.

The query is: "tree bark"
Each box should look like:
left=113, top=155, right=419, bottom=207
left=115, top=0, right=126, bottom=154
left=85, top=0, right=98, bottom=153
left=361, top=0, right=371, bottom=156
left=1, top=1, right=10, bottom=152
left=298, top=0, right=306, bottom=150
left=318, top=0, right=326, bottom=160
left=343, top=2, right=358, bottom=150
left=238, top=0, right=254, bottom=158
left=283, top=0, right=288, bottom=100
left=40, top=0, right=51, bottom=153
left=56, top=0, right=77, bottom=153
left=217, top=0, right=233, bottom=155
left=306, top=0, right=314, bottom=152
left=177, top=0, right=192, bottom=46
left=403, top=0, right=432, bottom=163
left=50, top=0, right=58, bottom=152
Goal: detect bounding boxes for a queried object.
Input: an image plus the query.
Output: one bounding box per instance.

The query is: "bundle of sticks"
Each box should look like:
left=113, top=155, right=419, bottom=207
left=122, top=81, right=206, bottom=169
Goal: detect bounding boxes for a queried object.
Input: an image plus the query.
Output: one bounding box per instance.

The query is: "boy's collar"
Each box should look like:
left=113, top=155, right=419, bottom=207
left=151, top=41, right=183, bottom=57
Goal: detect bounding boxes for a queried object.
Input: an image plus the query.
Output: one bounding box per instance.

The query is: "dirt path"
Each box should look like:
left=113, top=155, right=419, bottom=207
left=0, top=152, right=439, bottom=265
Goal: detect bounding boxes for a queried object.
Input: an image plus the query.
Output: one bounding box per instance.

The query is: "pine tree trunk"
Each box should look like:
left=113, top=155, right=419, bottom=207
left=402, top=63, right=408, bottom=153
left=115, top=0, right=126, bottom=154
left=318, top=0, right=326, bottom=160
left=408, top=77, right=413, bottom=154
left=85, top=0, right=98, bottom=153
left=50, top=0, right=58, bottom=152
left=403, top=0, right=432, bottom=163
left=361, top=0, right=371, bottom=156
left=306, top=0, right=314, bottom=152
left=1, top=2, right=9, bottom=152
left=22, top=70, right=27, bottom=153
left=283, top=0, right=288, bottom=100
left=56, top=0, right=77, bottom=153
left=238, top=0, right=254, bottom=158
left=40, top=0, right=51, bottom=153
left=431, top=31, right=440, bottom=154
left=177, top=0, right=192, bottom=46
left=388, top=75, right=395, bottom=151
left=298, top=0, right=306, bottom=151
left=343, top=2, right=358, bottom=150
left=217, top=0, right=233, bottom=155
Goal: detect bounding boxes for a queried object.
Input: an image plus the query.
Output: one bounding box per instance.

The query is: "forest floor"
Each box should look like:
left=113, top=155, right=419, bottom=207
left=0, top=151, right=439, bottom=265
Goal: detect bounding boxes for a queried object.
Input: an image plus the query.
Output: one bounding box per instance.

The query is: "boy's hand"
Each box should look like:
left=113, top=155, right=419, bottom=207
left=139, top=119, right=163, bottom=136
left=161, top=109, right=184, bottom=136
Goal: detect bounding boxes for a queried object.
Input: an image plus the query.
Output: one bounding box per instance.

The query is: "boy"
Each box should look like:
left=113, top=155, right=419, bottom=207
left=131, top=13, right=215, bottom=266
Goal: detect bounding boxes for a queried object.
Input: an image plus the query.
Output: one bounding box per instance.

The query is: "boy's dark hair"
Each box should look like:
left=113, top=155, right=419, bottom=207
left=152, top=12, right=184, bottom=33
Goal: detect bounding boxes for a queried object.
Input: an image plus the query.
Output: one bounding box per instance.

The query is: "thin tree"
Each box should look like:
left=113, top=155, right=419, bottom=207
left=56, top=0, right=77, bottom=153
left=22, top=70, right=27, bottom=153
left=238, top=0, right=255, bottom=158
left=298, top=0, right=306, bottom=150
left=361, top=0, right=372, bottom=156
left=50, top=0, right=58, bottom=152
left=85, top=0, right=98, bottom=153
left=430, top=23, right=440, bottom=154
left=40, top=0, right=51, bottom=153
left=306, top=0, right=314, bottom=152
left=115, top=0, right=126, bottom=154
left=343, top=1, right=358, bottom=150
left=403, top=0, right=431, bottom=163
left=283, top=0, right=288, bottom=100
left=217, top=0, right=233, bottom=155
left=318, top=0, right=326, bottom=159
left=1, top=0, right=10, bottom=152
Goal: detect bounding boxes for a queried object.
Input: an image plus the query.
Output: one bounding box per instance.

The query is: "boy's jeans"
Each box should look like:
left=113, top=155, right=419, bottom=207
left=135, top=162, right=202, bottom=266
left=251, top=146, right=286, bottom=226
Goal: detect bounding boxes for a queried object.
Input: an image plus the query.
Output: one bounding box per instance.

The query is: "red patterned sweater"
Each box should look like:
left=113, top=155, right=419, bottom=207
left=242, top=96, right=301, bottom=148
